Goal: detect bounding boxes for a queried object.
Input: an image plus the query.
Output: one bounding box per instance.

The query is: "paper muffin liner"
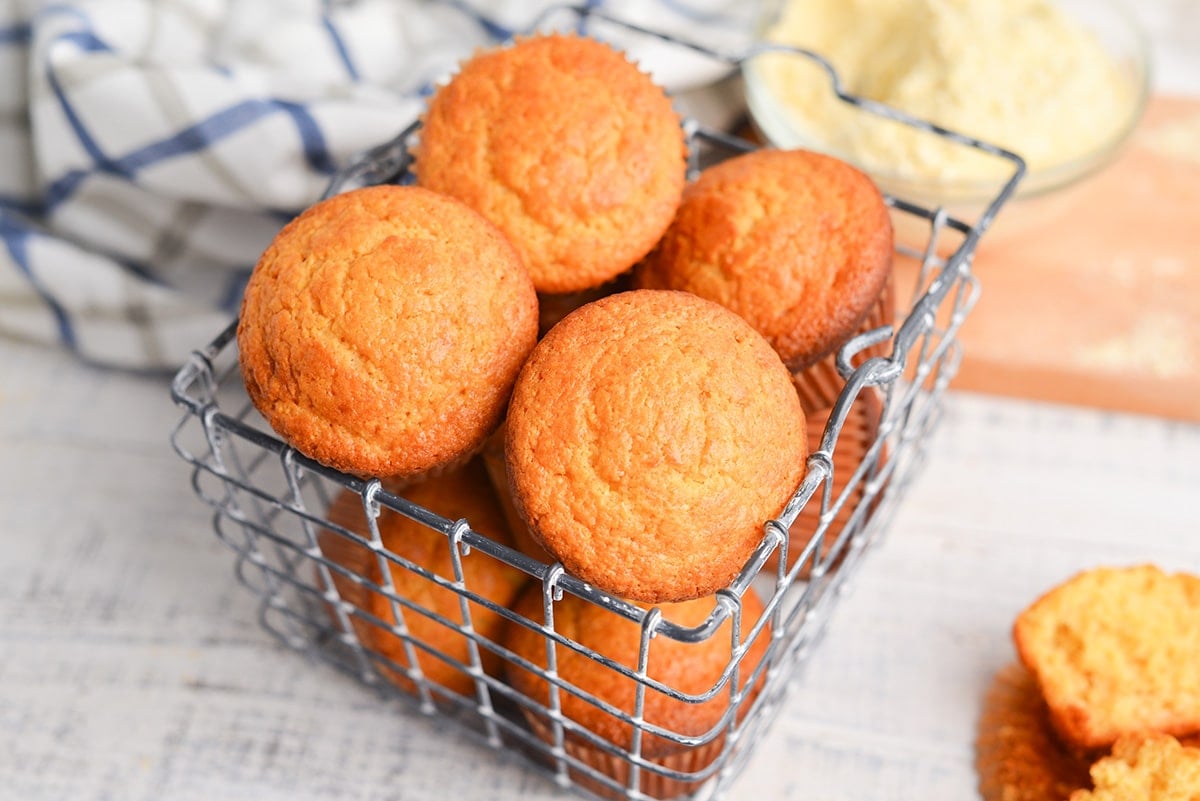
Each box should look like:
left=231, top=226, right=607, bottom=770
left=375, top=437, right=487, bottom=492
left=766, top=386, right=885, bottom=577
left=790, top=268, right=896, bottom=415
left=526, top=714, right=724, bottom=801
left=537, top=273, right=632, bottom=337
left=975, top=668, right=1200, bottom=801
left=479, top=425, right=552, bottom=562
left=975, top=663, right=1093, bottom=801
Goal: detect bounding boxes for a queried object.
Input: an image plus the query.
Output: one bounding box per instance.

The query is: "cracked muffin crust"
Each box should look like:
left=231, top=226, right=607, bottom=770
left=237, top=184, right=538, bottom=479
left=504, top=289, right=808, bottom=604
left=633, top=148, right=893, bottom=373
left=414, top=33, right=687, bottom=295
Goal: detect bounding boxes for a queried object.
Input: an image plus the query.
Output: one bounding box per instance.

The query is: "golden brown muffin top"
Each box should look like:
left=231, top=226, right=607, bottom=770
left=634, top=148, right=893, bottom=371
left=504, top=585, right=771, bottom=759
left=415, top=33, right=686, bottom=294
left=1013, top=564, right=1200, bottom=752
left=237, top=184, right=538, bottom=480
left=504, top=289, right=807, bottom=604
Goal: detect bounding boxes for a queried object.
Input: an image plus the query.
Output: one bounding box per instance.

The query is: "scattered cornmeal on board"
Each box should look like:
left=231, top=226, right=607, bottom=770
left=755, top=0, right=1138, bottom=186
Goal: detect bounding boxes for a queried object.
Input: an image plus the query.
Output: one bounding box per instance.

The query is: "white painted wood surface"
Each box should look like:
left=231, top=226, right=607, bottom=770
left=3, top=4, right=1198, bottom=798
left=4, top=334, right=1199, bottom=801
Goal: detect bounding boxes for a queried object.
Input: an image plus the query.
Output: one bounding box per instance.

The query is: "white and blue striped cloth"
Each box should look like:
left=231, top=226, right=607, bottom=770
left=0, top=0, right=753, bottom=371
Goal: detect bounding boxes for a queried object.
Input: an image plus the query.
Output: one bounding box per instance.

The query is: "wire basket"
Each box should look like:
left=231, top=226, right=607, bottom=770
left=169, top=6, right=1023, bottom=801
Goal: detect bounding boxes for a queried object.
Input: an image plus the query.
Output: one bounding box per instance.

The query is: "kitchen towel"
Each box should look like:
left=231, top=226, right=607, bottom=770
left=0, top=0, right=751, bottom=371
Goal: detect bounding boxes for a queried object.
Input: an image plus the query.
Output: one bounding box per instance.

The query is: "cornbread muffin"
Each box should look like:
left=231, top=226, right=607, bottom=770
left=1070, top=734, right=1200, bottom=801
left=791, top=272, right=895, bottom=414
left=318, top=459, right=530, bottom=697
left=238, top=184, right=538, bottom=480
left=316, top=475, right=427, bottom=615
left=1013, top=565, right=1200, bottom=751
left=503, top=585, right=772, bottom=799
left=505, top=289, right=808, bottom=603
left=766, top=387, right=884, bottom=575
left=975, top=663, right=1093, bottom=801
left=415, top=33, right=687, bottom=294
left=633, top=148, right=893, bottom=411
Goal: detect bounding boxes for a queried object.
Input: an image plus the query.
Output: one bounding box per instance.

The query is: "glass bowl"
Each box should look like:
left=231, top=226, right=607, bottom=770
left=742, top=0, right=1150, bottom=229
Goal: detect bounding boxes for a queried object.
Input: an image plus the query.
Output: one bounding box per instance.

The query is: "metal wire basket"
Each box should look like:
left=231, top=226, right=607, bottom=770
left=169, top=6, right=1024, bottom=801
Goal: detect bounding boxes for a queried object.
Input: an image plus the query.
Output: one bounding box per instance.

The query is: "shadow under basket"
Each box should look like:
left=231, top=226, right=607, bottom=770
left=168, top=7, right=1020, bottom=801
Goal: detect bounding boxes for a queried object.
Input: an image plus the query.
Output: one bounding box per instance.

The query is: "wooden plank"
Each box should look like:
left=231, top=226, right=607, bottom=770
left=936, top=95, right=1200, bottom=422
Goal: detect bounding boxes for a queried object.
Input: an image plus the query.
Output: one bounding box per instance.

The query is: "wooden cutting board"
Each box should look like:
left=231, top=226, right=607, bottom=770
left=915, top=95, right=1200, bottom=423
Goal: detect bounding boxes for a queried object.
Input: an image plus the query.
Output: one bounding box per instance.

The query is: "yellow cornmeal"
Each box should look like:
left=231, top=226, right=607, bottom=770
left=756, top=0, right=1137, bottom=187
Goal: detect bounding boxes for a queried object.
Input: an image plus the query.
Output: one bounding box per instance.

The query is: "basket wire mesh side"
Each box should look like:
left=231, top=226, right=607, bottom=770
left=169, top=6, right=1022, bottom=801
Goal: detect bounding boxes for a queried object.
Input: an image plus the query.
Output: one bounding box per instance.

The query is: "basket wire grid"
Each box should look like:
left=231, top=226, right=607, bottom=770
left=169, top=6, right=1024, bottom=801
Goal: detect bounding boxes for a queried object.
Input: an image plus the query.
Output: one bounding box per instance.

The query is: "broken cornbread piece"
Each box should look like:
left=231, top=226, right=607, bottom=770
left=1069, top=733, right=1200, bottom=801
left=1013, top=564, right=1200, bottom=751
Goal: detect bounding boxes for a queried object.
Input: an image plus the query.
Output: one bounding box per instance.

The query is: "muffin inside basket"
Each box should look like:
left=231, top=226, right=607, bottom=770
left=169, top=6, right=1022, bottom=801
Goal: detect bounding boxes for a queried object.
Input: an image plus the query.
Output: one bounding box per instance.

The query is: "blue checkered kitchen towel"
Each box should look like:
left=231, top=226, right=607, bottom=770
left=0, top=0, right=753, bottom=371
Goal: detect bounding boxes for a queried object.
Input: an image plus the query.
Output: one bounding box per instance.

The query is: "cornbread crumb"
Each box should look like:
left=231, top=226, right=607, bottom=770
left=1013, top=565, right=1200, bottom=751
left=1070, top=734, right=1200, bottom=801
